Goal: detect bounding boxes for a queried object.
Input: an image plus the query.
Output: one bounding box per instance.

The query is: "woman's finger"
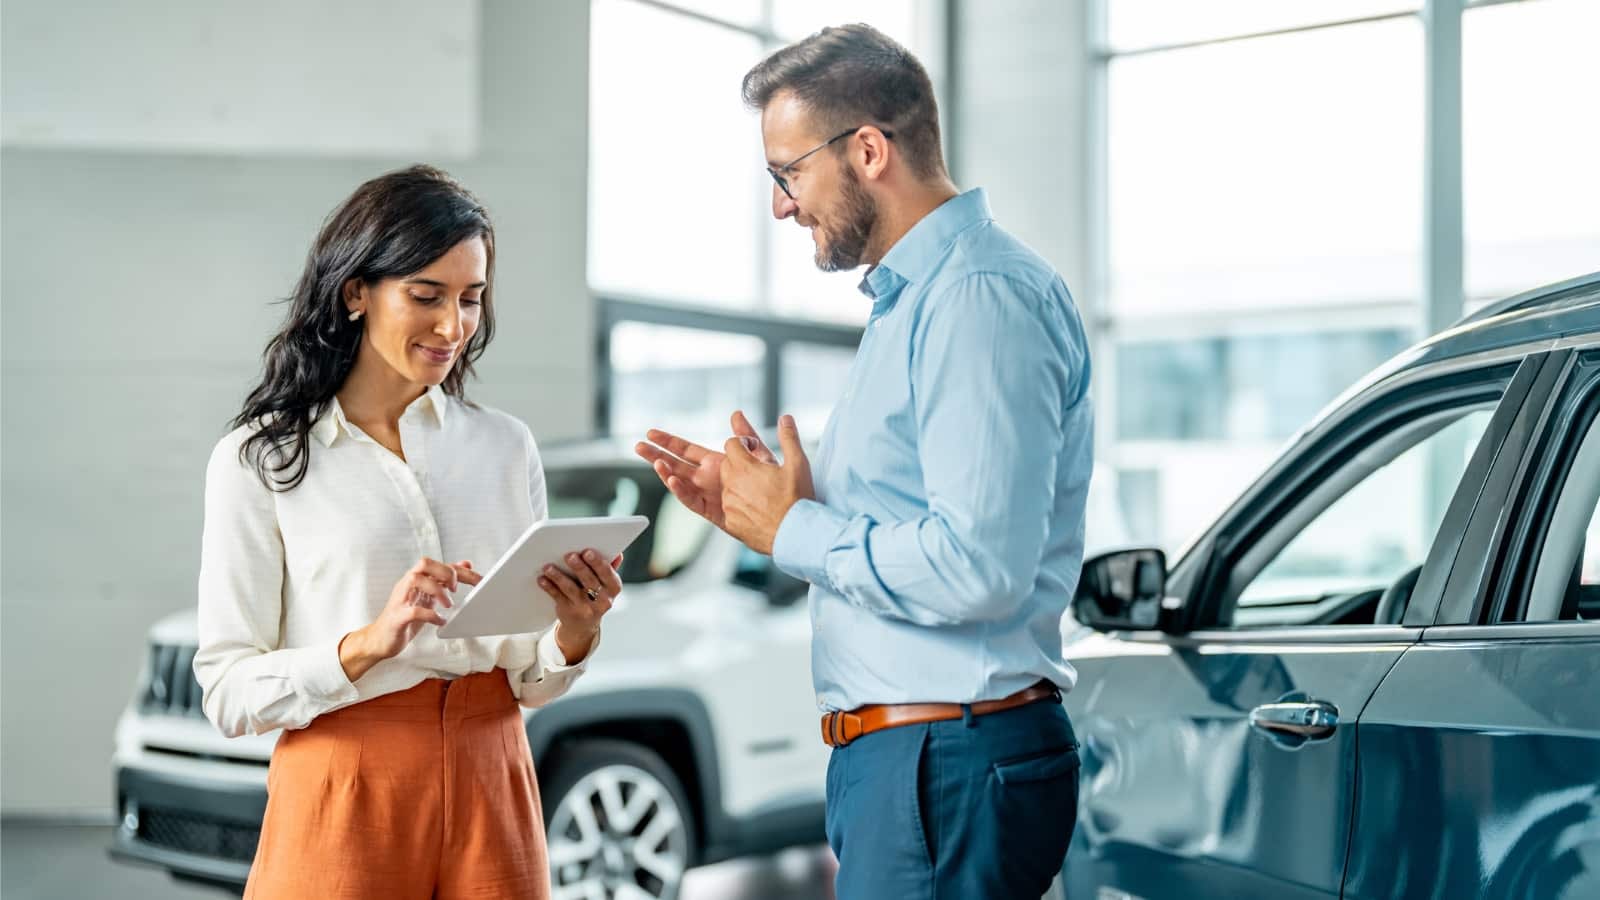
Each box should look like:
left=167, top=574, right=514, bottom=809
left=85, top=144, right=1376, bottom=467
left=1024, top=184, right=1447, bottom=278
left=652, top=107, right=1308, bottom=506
left=408, top=576, right=452, bottom=609
left=586, top=552, right=623, bottom=596
left=408, top=605, right=447, bottom=628
left=535, top=575, right=565, bottom=604
left=412, top=557, right=459, bottom=592
left=452, top=561, right=484, bottom=587
left=540, top=565, right=586, bottom=605
left=565, top=553, right=606, bottom=596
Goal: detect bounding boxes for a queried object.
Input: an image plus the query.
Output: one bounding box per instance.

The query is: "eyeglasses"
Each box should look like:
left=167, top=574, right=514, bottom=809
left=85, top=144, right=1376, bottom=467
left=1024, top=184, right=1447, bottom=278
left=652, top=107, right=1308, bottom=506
left=766, top=126, right=895, bottom=200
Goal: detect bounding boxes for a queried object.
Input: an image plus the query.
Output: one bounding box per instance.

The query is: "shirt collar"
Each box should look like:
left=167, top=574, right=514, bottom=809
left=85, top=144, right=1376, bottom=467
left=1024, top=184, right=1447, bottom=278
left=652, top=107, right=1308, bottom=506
left=861, top=188, right=993, bottom=305
left=310, top=385, right=449, bottom=448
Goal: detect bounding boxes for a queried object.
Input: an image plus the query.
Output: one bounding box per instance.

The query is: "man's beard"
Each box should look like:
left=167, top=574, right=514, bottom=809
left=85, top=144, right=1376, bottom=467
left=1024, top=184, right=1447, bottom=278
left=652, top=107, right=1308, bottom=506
left=814, top=166, right=878, bottom=272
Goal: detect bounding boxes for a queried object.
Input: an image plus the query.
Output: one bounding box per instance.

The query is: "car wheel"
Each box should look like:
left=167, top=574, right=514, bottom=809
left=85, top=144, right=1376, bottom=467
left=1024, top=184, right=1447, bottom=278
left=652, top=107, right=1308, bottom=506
left=542, top=738, right=696, bottom=900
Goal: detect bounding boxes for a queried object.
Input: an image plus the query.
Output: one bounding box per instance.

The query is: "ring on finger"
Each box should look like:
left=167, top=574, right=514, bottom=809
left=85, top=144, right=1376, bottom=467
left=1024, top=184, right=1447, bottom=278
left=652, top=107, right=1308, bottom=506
left=585, top=588, right=599, bottom=602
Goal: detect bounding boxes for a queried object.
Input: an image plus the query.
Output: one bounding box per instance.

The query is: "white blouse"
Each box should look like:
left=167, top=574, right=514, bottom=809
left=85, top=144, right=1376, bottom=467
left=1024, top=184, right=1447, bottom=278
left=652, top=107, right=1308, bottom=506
left=194, top=385, right=593, bottom=738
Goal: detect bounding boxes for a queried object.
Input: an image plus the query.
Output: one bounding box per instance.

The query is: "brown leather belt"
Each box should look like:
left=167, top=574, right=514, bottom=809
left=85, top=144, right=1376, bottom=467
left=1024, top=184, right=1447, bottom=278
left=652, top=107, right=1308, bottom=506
left=820, top=681, right=1061, bottom=749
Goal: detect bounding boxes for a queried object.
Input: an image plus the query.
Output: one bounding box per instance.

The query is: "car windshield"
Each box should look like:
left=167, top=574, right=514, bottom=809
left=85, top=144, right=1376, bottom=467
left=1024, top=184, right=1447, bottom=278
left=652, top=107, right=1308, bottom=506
left=545, top=464, right=712, bottom=583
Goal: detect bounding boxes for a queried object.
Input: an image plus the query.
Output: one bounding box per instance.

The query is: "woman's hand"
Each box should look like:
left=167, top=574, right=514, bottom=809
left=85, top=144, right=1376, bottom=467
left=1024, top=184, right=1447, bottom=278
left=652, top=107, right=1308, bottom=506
left=339, top=557, right=482, bottom=682
left=539, top=550, right=623, bottom=664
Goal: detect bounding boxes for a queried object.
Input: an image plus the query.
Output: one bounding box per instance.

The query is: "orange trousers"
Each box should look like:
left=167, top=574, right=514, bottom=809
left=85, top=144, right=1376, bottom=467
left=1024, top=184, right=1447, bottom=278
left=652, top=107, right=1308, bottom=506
left=245, top=669, right=548, bottom=899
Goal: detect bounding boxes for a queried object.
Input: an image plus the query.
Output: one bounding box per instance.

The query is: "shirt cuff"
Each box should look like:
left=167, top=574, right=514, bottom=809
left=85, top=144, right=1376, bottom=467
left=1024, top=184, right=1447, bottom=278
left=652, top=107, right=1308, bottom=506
left=291, top=639, right=361, bottom=704
left=533, top=625, right=599, bottom=677
left=772, top=498, right=847, bottom=588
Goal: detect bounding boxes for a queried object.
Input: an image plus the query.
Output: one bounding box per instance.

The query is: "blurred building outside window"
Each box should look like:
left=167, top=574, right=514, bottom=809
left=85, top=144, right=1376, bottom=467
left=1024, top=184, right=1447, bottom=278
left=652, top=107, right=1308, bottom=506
left=1095, top=0, right=1599, bottom=559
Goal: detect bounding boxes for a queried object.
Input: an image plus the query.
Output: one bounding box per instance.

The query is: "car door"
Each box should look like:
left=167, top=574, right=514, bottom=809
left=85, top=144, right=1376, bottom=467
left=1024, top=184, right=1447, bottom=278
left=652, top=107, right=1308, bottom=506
left=1064, top=351, right=1545, bottom=899
left=1344, top=344, right=1600, bottom=900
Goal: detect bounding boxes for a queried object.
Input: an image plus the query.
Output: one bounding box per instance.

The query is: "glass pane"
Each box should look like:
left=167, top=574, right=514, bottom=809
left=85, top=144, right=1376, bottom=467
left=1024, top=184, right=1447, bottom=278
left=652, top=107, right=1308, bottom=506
left=1107, top=0, right=1418, bottom=52
left=609, top=322, right=764, bottom=444
left=1116, top=329, right=1411, bottom=442
left=773, top=0, right=919, bottom=47
left=768, top=221, right=872, bottom=324
left=589, top=0, right=765, bottom=308
left=1108, top=19, right=1423, bottom=315
left=1111, top=327, right=1413, bottom=555
left=1464, top=0, right=1600, bottom=302
left=1114, top=442, right=1282, bottom=558
left=656, top=0, right=763, bottom=28
left=1525, top=412, right=1600, bottom=622
left=780, top=342, right=858, bottom=435
left=1587, top=507, right=1600, bottom=589
left=1239, top=408, right=1493, bottom=610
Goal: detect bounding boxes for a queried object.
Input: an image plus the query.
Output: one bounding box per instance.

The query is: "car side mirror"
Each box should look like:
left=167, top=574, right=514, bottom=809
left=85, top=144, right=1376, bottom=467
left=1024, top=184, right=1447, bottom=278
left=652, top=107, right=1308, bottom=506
left=1074, top=548, right=1168, bottom=631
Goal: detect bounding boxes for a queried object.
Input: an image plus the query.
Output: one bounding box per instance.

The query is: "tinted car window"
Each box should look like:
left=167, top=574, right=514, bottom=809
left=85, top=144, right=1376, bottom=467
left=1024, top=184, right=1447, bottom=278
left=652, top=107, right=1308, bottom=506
left=545, top=464, right=712, bottom=583
left=1238, top=408, right=1493, bottom=616
left=1524, top=403, right=1600, bottom=622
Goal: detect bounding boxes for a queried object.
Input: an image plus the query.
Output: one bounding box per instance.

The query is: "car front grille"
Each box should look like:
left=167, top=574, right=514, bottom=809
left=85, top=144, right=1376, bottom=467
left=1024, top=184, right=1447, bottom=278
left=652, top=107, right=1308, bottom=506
left=137, top=806, right=260, bottom=863
left=141, top=642, right=206, bottom=719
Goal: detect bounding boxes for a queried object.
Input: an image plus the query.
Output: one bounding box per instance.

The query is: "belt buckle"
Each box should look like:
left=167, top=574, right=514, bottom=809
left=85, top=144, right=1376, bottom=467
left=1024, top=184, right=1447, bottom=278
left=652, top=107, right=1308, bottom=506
left=821, top=711, right=860, bottom=748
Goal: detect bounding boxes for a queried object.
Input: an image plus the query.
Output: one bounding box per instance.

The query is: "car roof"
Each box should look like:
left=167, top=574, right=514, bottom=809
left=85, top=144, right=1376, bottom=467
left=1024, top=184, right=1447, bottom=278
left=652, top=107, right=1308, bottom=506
left=1421, top=270, right=1600, bottom=365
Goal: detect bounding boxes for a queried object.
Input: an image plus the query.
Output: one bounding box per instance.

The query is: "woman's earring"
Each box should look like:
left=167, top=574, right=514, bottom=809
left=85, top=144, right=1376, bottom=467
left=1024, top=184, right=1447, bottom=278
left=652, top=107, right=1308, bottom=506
left=348, top=309, right=364, bottom=322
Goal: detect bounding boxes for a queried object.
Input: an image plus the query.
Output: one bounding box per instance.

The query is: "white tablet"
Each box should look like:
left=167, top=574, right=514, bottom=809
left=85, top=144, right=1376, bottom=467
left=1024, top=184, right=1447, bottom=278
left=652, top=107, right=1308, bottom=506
left=437, top=515, right=650, bottom=639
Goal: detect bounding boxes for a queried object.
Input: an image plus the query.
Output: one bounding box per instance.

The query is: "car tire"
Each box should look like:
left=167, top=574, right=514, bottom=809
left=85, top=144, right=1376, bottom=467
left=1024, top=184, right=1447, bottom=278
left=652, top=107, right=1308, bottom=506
left=541, top=738, right=697, bottom=900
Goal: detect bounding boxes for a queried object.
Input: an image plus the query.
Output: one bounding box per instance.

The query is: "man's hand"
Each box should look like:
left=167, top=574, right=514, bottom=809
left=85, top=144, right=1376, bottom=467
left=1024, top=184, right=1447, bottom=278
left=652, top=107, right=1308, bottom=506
left=721, top=413, right=814, bottom=555
left=636, top=411, right=776, bottom=530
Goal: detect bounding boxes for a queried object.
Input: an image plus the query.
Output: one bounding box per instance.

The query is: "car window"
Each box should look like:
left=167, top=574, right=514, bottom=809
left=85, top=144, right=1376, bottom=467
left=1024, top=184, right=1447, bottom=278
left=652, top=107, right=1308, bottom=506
left=546, top=465, right=712, bottom=583
left=1524, top=408, right=1600, bottom=622
left=1228, top=404, right=1496, bottom=627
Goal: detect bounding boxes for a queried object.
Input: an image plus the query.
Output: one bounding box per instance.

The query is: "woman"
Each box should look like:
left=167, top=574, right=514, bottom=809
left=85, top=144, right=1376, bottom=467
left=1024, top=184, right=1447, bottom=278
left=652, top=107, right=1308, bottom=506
left=193, top=165, right=619, bottom=899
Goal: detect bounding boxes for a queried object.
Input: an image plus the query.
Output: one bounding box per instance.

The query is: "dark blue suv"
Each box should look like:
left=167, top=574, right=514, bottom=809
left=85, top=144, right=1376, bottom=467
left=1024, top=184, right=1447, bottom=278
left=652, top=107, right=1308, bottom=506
left=1066, top=273, right=1600, bottom=899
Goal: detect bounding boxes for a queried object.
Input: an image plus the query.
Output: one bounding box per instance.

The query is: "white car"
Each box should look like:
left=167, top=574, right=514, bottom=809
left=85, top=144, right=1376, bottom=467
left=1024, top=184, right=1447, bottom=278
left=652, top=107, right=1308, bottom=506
left=109, top=438, right=1121, bottom=899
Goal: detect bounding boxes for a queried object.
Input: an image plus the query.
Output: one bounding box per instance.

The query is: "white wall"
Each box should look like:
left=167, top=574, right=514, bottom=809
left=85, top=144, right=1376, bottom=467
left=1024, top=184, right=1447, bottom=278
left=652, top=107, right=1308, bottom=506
left=0, top=0, right=592, bottom=815
left=2, top=0, right=481, bottom=158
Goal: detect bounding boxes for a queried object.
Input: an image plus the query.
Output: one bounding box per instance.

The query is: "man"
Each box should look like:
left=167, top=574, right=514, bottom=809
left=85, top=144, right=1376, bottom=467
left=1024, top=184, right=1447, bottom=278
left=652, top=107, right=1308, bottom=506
left=635, top=23, right=1091, bottom=900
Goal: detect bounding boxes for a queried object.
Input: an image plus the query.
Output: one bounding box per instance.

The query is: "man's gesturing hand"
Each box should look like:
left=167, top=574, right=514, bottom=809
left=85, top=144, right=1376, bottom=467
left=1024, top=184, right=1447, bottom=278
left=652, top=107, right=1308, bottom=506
left=720, top=413, right=814, bottom=555
left=635, top=411, right=776, bottom=530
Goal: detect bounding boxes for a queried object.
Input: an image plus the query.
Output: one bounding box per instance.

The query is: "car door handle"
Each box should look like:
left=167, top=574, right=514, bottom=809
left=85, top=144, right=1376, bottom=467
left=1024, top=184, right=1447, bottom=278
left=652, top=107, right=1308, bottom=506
left=1249, top=696, right=1339, bottom=745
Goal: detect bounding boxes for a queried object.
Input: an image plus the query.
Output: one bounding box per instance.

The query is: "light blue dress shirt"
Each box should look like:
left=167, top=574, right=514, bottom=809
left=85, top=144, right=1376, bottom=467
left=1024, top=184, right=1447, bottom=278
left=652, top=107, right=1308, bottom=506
left=773, top=188, right=1093, bottom=712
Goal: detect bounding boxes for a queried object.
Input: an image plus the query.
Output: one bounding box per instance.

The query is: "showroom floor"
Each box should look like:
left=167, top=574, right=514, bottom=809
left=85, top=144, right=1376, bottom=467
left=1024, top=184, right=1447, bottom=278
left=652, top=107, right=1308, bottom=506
left=0, top=822, right=834, bottom=900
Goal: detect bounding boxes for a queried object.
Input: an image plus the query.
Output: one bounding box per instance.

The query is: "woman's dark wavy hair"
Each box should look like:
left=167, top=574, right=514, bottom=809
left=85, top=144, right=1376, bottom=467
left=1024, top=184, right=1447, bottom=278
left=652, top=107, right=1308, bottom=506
left=232, top=164, right=496, bottom=492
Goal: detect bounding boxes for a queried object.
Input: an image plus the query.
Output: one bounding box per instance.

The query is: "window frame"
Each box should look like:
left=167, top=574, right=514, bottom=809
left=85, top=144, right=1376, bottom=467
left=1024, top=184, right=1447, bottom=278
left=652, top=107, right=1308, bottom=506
left=1161, top=348, right=1547, bottom=638
left=1482, top=343, right=1600, bottom=625
left=594, top=295, right=863, bottom=432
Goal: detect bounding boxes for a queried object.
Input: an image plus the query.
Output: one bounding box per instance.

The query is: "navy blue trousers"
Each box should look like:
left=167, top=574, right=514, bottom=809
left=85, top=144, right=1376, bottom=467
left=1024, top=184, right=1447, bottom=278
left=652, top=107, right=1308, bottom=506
left=824, top=698, right=1080, bottom=900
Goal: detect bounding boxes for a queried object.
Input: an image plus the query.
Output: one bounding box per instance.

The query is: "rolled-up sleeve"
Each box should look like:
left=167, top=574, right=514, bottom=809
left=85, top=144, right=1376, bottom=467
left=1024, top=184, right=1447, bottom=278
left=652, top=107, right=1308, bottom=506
left=193, top=435, right=359, bottom=737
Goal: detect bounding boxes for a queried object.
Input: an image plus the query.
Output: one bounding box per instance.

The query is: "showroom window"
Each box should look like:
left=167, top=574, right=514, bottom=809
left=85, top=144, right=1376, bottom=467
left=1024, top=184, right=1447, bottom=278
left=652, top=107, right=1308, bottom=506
left=1092, top=0, right=1599, bottom=556
left=1462, top=0, right=1600, bottom=302
left=589, top=0, right=935, bottom=436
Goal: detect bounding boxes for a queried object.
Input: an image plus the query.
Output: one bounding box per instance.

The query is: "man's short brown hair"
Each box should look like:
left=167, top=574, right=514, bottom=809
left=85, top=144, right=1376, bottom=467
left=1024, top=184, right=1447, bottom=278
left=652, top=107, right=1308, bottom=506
left=742, top=24, right=947, bottom=180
